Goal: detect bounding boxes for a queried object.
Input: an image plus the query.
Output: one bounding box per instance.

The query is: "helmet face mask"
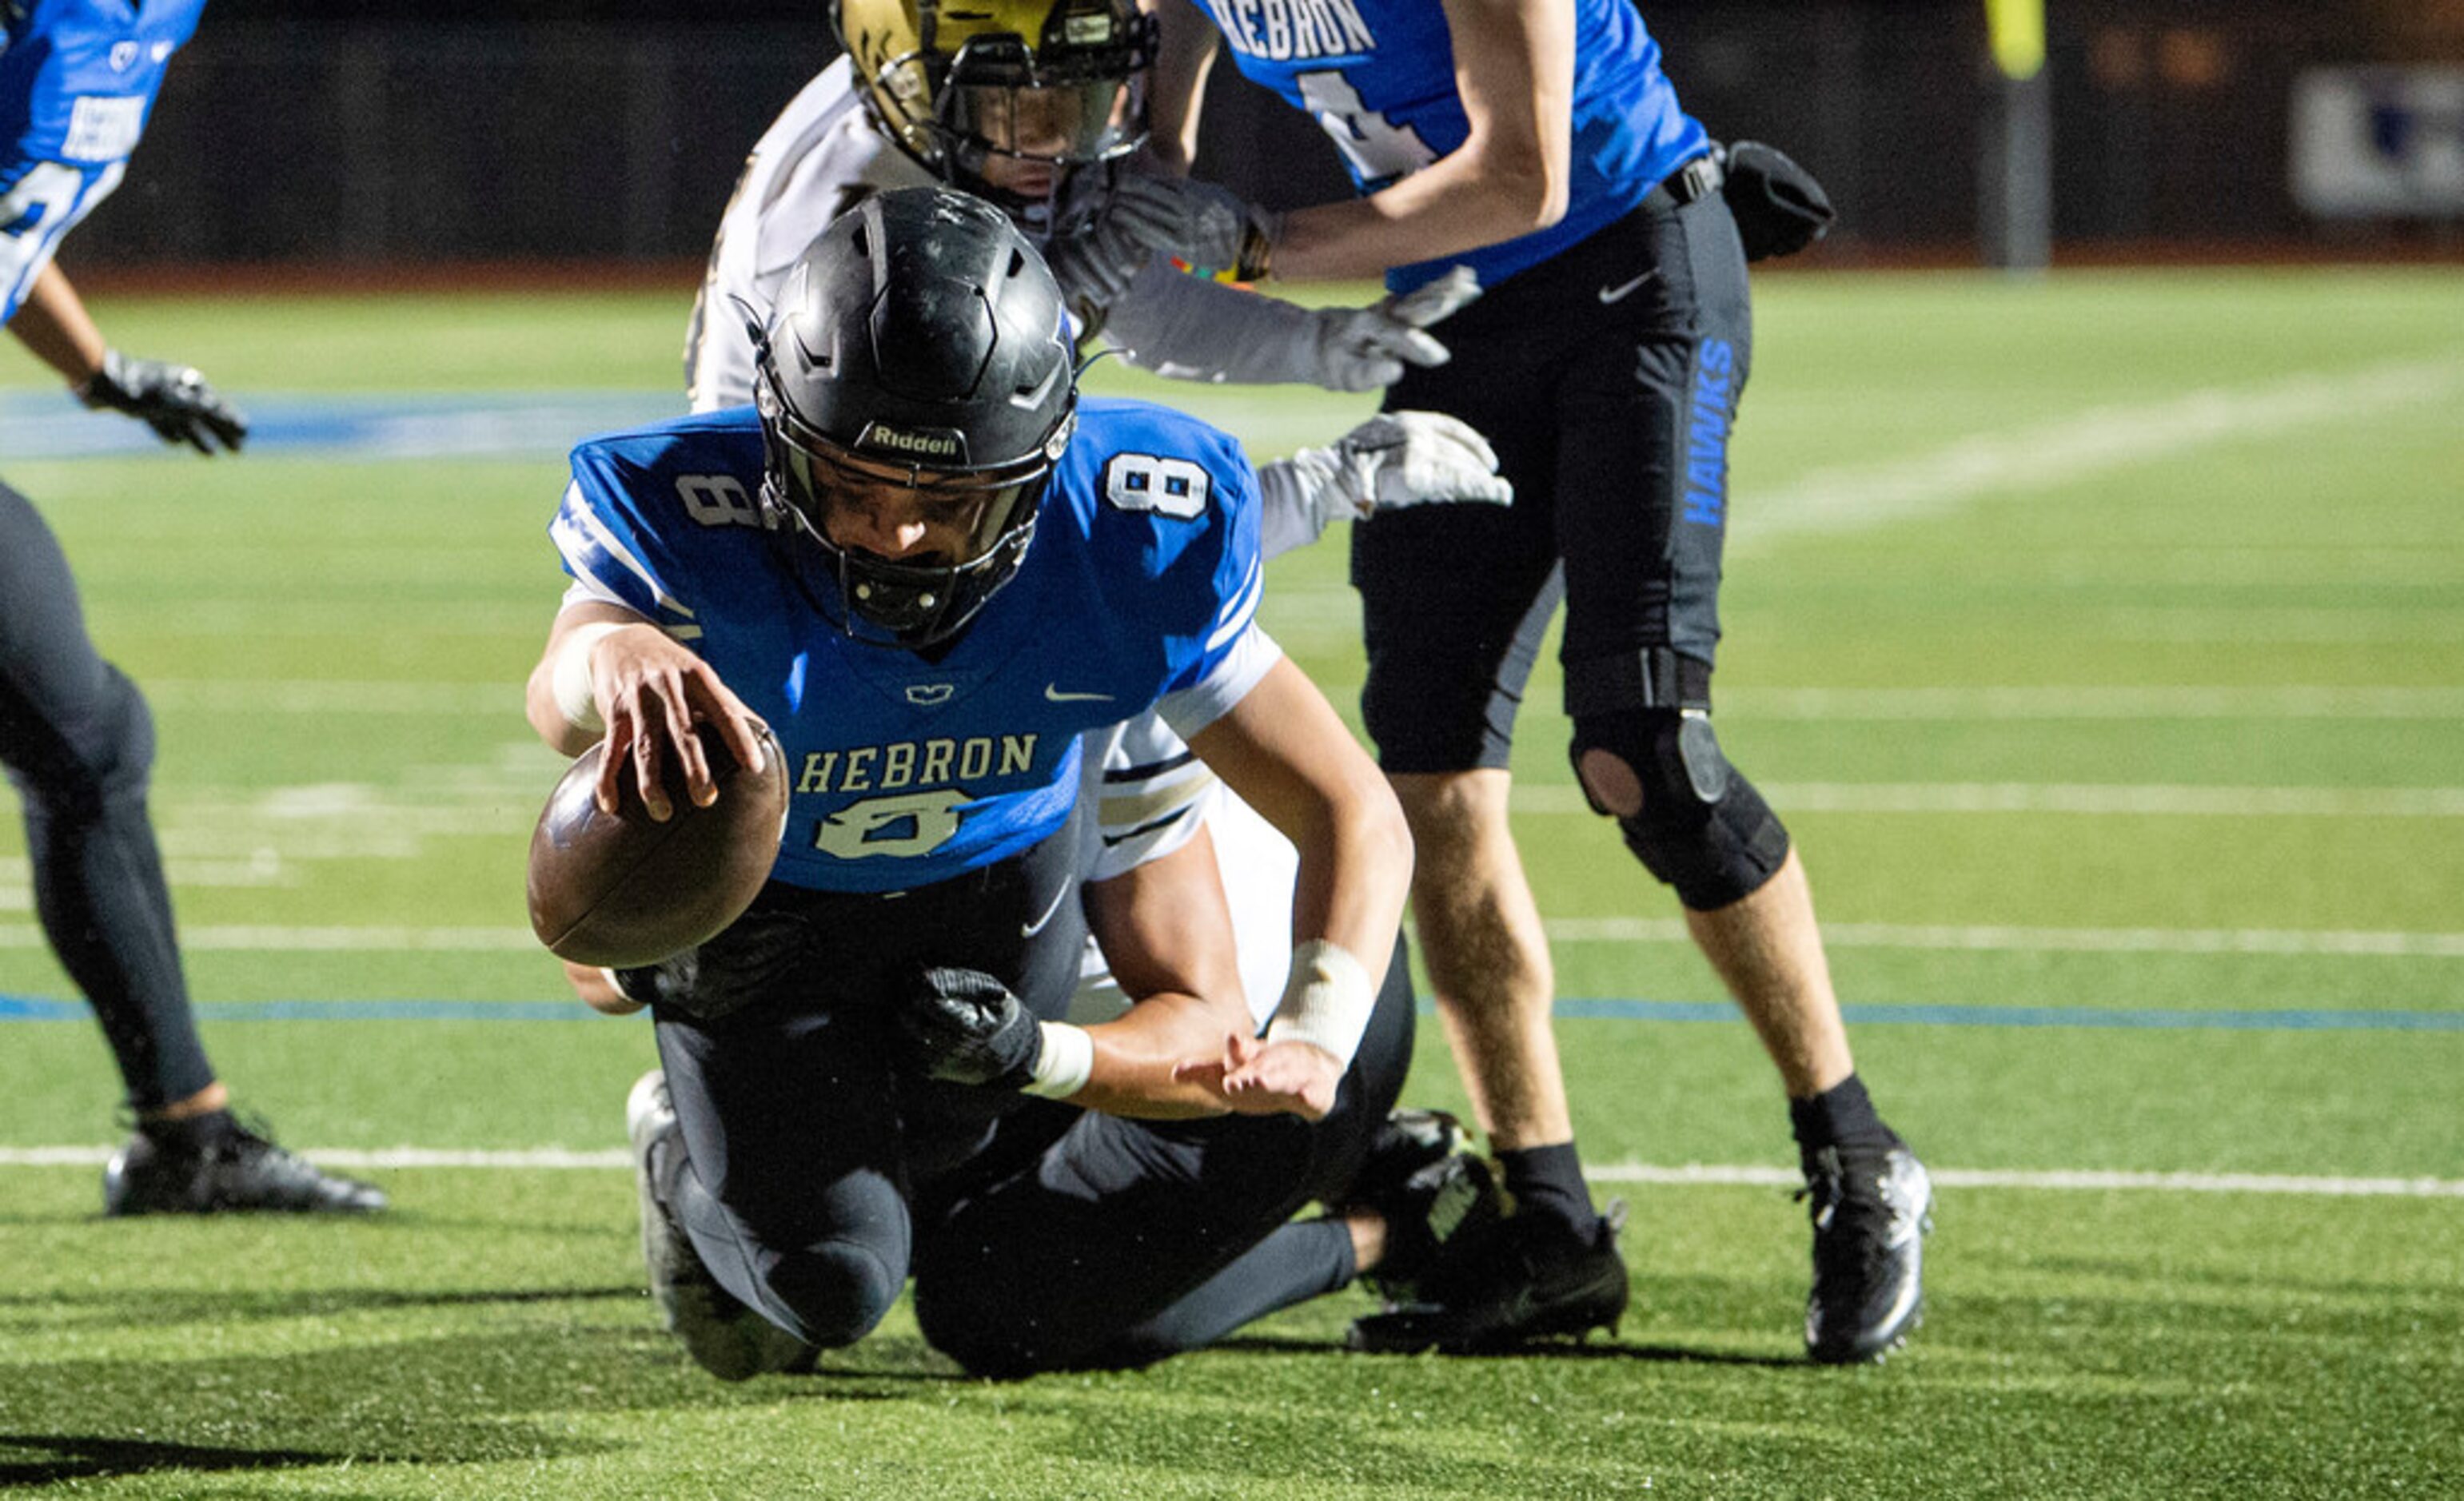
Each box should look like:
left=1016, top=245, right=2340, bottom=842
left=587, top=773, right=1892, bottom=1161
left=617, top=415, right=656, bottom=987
left=755, top=189, right=1078, bottom=651
left=838, top=0, right=1154, bottom=211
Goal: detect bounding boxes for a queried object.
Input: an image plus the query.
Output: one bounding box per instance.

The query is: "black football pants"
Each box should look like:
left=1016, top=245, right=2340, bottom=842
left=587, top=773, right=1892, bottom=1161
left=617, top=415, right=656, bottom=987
left=650, top=817, right=1090, bottom=1351
left=0, top=478, right=215, bottom=1111
left=907, top=937, right=1416, bottom=1376
left=1354, top=187, right=1753, bottom=770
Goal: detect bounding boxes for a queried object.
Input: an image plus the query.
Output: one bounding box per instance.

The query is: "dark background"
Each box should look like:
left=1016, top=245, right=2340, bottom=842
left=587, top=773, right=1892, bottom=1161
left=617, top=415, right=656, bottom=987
left=65, top=0, right=2464, bottom=273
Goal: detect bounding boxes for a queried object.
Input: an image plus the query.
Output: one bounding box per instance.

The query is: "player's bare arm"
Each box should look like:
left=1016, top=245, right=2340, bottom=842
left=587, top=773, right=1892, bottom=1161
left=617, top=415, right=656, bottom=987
left=11, top=262, right=249, bottom=455
left=1272, top=0, right=1574, bottom=280
left=1140, top=0, right=1222, bottom=173
left=7, top=263, right=107, bottom=384
left=1067, top=824, right=1264, bottom=1117
left=1130, top=0, right=1571, bottom=282
left=1175, top=658, right=1412, bottom=1117
left=523, top=600, right=769, bottom=822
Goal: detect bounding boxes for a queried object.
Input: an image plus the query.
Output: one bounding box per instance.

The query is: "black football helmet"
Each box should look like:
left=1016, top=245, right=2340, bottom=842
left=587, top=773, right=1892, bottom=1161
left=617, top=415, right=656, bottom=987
left=756, top=187, right=1078, bottom=650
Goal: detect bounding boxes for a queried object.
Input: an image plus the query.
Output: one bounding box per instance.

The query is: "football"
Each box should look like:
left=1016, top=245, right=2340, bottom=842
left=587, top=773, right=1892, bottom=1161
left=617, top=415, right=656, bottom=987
left=526, top=723, right=790, bottom=968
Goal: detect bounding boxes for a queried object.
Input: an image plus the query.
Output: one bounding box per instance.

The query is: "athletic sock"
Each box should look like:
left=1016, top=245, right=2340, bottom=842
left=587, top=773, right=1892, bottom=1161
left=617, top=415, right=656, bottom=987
left=1788, top=1073, right=1902, bottom=1175
left=1497, top=1141, right=1601, bottom=1241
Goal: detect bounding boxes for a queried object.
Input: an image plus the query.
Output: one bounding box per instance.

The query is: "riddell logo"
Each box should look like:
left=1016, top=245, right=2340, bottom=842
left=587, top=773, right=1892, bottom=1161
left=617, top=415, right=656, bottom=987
left=859, top=423, right=964, bottom=460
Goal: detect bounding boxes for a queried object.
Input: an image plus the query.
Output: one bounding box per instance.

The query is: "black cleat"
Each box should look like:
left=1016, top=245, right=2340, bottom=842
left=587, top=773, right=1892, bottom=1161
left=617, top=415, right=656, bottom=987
left=1352, top=1132, right=1506, bottom=1305
left=628, top=1070, right=814, bottom=1381
left=1343, top=1108, right=1473, bottom=1208
left=1349, top=1199, right=1629, bottom=1355
left=102, top=1117, right=386, bottom=1216
left=1801, top=1143, right=1933, bottom=1364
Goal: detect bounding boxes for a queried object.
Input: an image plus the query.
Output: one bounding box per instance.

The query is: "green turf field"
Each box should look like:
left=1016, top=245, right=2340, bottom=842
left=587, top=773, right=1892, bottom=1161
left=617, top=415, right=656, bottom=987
left=3, top=269, right=2460, bottom=1496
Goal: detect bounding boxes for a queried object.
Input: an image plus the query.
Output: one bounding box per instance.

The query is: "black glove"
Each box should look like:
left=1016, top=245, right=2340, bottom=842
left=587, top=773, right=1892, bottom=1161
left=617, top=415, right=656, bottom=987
left=894, top=966, right=1043, bottom=1089
left=79, top=349, right=250, bottom=455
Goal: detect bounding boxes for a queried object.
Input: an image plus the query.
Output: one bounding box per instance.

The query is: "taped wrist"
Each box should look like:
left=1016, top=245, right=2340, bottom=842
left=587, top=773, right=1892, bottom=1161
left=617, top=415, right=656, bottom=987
left=1265, top=939, right=1375, bottom=1068
left=550, top=622, right=626, bottom=733
left=1022, top=1020, right=1094, bottom=1100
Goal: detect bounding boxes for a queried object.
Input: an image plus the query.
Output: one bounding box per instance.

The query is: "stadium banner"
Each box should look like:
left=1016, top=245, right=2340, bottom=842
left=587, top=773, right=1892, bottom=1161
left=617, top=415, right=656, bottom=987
left=2290, top=66, right=2464, bottom=218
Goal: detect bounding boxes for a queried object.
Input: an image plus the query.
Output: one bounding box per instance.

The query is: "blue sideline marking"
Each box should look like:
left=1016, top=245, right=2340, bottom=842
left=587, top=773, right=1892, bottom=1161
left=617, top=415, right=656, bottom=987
left=0, top=391, right=682, bottom=461
left=5, top=993, right=2460, bottom=1031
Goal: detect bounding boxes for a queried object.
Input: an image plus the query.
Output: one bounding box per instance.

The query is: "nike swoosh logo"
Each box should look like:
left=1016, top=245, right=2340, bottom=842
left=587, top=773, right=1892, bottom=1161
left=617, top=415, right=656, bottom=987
left=1044, top=684, right=1114, bottom=703
left=1597, top=270, right=1659, bottom=305
left=1020, top=881, right=1072, bottom=938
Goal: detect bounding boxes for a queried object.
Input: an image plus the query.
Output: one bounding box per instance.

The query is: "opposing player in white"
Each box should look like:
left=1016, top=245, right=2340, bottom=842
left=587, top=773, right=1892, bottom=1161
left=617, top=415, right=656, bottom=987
left=683, top=0, right=1481, bottom=412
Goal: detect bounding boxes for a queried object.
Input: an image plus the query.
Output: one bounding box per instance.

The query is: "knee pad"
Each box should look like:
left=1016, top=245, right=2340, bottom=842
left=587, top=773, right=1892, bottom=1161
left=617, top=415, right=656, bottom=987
left=1569, top=707, right=1790, bottom=910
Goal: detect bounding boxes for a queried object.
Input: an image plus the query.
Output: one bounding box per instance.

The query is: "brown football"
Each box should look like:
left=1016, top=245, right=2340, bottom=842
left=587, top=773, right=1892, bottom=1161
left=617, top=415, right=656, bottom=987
left=526, top=723, right=790, bottom=968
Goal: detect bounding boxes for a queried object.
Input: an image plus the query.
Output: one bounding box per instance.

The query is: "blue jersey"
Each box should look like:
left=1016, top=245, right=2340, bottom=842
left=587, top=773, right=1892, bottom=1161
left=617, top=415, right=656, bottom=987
left=552, top=397, right=1269, bottom=895
left=0, top=0, right=205, bottom=324
left=1193, top=0, right=1706, bottom=293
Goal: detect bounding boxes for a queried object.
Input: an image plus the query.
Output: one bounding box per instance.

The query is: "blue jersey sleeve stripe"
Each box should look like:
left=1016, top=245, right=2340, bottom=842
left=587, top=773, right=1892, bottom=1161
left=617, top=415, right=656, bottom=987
left=1159, top=623, right=1282, bottom=742
left=551, top=483, right=698, bottom=621
left=1204, top=555, right=1265, bottom=654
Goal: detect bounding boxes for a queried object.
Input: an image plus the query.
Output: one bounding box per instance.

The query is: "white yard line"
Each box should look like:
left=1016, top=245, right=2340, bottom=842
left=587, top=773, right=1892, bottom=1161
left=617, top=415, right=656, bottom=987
left=142, top=680, right=521, bottom=715
left=2, top=1147, right=2454, bottom=1195
left=0, top=923, right=541, bottom=950
left=7, top=919, right=2459, bottom=958
left=1543, top=918, right=2464, bottom=958
left=134, top=678, right=2464, bottom=723
left=1720, top=685, right=2464, bottom=721
left=1589, top=1163, right=2464, bottom=1198
left=1732, top=352, right=2464, bottom=547
left=1512, top=782, right=2464, bottom=817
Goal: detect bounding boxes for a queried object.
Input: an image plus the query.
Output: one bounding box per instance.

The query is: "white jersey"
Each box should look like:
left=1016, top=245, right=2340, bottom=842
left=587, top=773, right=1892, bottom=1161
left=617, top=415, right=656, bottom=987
left=685, top=59, right=935, bottom=413
left=689, top=59, right=1318, bottom=1026
left=687, top=62, right=1354, bottom=414
left=1068, top=716, right=1300, bottom=1029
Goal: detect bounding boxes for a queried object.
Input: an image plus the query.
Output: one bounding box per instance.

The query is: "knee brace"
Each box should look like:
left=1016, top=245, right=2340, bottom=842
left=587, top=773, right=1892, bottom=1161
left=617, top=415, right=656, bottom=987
left=1569, top=707, right=1790, bottom=910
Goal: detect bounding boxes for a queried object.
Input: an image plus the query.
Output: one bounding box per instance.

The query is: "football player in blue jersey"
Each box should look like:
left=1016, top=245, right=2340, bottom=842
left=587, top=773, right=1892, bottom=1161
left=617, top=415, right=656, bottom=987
left=1052, top=0, right=1934, bottom=1363
left=526, top=187, right=1511, bottom=1378
left=1, top=0, right=382, bottom=1215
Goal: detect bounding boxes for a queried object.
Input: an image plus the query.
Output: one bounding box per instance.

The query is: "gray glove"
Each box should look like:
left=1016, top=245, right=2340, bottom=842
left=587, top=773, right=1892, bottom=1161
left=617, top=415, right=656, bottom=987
left=1254, top=410, right=1513, bottom=555
left=895, top=966, right=1043, bottom=1089
left=78, top=349, right=249, bottom=455
left=1306, top=267, right=1482, bottom=392
left=1047, top=170, right=1282, bottom=321
left=1046, top=209, right=1154, bottom=326
left=1095, top=170, right=1282, bottom=281
left=1102, top=264, right=1479, bottom=393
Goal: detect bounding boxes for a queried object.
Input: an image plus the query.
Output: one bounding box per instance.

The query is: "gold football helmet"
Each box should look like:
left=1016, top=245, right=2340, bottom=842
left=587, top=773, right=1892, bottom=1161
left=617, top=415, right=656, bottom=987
left=834, top=0, right=1154, bottom=187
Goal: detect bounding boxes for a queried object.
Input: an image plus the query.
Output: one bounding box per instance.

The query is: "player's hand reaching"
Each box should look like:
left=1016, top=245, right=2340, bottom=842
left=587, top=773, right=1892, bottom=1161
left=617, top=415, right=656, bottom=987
left=1255, top=409, right=1513, bottom=549
left=894, top=967, right=1045, bottom=1089
left=1334, top=410, right=1514, bottom=514
left=582, top=623, right=770, bottom=822
left=1305, top=268, right=1483, bottom=392
left=78, top=350, right=249, bottom=455
left=1172, top=1030, right=1342, bottom=1121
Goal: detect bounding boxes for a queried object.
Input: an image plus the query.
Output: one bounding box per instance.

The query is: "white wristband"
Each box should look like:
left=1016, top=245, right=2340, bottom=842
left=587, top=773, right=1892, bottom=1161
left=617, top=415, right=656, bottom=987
left=550, top=621, right=627, bottom=733
left=1264, top=939, right=1376, bottom=1069
left=1023, top=1020, right=1094, bottom=1100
